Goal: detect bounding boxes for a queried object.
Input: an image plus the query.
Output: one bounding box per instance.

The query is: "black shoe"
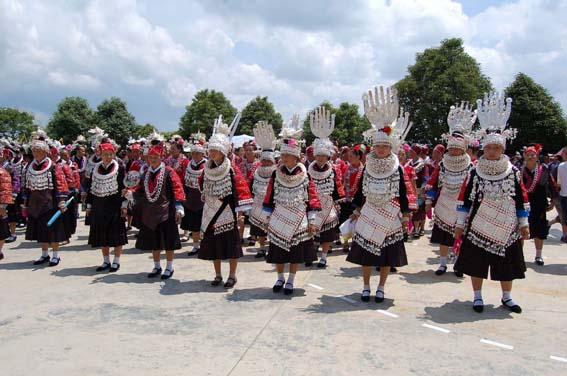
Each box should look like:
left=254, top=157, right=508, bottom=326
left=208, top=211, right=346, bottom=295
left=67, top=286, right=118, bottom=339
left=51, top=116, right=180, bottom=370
left=254, top=250, right=266, bottom=258
left=390, top=266, right=397, bottom=273
left=403, top=233, right=409, bottom=242
left=435, top=265, right=447, bottom=276
left=317, top=259, right=327, bottom=268
left=109, top=263, right=120, bottom=272
left=535, top=257, right=544, bottom=266
left=334, top=239, right=342, bottom=246
left=375, top=290, right=385, bottom=303
left=501, top=299, right=522, bottom=314
left=0, top=252, right=4, bottom=261
left=273, top=279, right=285, bottom=293
left=187, top=247, right=199, bottom=256
left=305, top=262, right=313, bottom=267
left=454, top=270, right=464, bottom=278
left=211, top=276, right=223, bottom=286
left=361, top=289, right=371, bottom=302
left=342, top=244, right=350, bottom=253
left=473, top=299, right=484, bottom=313
left=148, top=267, right=162, bottom=278
left=161, top=269, right=174, bottom=280
left=283, top=282, right=294, bottom=295
left=96, top=262, right=111, bottom=272
left=33, top=255, right=51, bottom=265
left=224, top=277, right=237, bottom=288
left=419, top=230, right=425, bottom=237
left=48, top=257, right=61, bottom=267
left=5, top=235, right=16, bottom=243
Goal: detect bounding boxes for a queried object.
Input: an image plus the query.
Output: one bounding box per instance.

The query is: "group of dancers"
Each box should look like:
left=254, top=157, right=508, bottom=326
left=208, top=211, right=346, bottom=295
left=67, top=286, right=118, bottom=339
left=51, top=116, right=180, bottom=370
left=1, top=85, right=558, bottom=315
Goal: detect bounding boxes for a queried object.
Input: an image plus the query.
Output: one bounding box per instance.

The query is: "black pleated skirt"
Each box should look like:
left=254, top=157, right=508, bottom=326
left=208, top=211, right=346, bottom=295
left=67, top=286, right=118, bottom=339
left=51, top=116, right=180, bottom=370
left=266, top=239, right=317, bottom=264
left=0, top=216, right=10, bottom=240
left=250, top=223, right=267, bottom=237
left=63, top=199, right=78, bottom=238
left=180, top=209, right=203, bottom=232
left=347, top=239, right=408, bottom=267
left=25, top=209, right=68, bottom=243
left=88, top=214, right=128, bottom=248
left=135, top=216, right=181, bottom=251
left=528, top=210, right=548, bottom=240
left=430, top=224, right=455, bottom=247
left=454, top=238, right=526, bottom=281
left=198, top=226, right=243, bottom=260
left=315, top=226, right=339, bottom=243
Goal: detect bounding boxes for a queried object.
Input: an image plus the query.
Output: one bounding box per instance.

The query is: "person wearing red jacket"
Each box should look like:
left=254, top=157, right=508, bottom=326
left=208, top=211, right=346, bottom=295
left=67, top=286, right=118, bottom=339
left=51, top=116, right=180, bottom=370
left=198, top=117, right=253, bottom=288
left=22, top=134, right=70, bottom=266
left=0, top=163, right=14, bottom=260
left=133, top=144, right=186, bottom=280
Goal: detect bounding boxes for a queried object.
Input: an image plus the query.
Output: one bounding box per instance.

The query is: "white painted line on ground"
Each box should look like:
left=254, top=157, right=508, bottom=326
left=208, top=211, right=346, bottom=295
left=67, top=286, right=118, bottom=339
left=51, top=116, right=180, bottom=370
left=422, top=323, right=450, bottom=333
left=550, top=355, right=567, bottom=363
left=480, top=339, right=514, bottom=350
left=335, top=295, right=357, bottom=304
left=376, top=310, right=399, bottom=318
left=308, top=283, right=324, bottom=290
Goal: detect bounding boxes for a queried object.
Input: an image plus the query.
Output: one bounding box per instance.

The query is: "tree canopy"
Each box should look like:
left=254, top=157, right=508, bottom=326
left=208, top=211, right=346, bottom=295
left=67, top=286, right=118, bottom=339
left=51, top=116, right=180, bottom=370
left=179, top=89, right=237, bottom=138
left=95, top=97, right=137, bottom=146
left=505, top=73, right=567, bottom=153
left=396, top=38, right=492, bottom=143
left=0, top=107, right=36, bottom=141
left=239, top=96, right=283, bottom=136
left=46, top=97, right=94, bottom=143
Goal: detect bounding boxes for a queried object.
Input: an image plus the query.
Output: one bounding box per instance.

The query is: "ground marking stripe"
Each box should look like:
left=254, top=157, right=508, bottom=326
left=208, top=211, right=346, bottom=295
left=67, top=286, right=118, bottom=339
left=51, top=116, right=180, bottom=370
left=480, top=339, right=513, bottom=350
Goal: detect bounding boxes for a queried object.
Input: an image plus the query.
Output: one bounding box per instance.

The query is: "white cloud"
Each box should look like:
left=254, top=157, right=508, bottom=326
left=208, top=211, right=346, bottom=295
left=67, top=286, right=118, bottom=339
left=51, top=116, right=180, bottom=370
left=0, top=0, right=565, bottom=132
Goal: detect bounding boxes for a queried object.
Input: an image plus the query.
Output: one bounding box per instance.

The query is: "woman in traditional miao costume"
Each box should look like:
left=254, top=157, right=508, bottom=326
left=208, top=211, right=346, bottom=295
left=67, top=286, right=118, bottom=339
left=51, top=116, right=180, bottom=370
left=198, top=116, right=253, bottom=288
left=347, top=86, right=412, bottom=303
left=50, top=145, right=79, bottom=242
left=249, top=121, right=277, bottom=259
left=521, top=144, right=551, bottom=266
left=408, top=144, right=430, bottom=238
left=180, top=133, right=207, bottom=255
left=134, top=143, right=186, bottom=280
left=263, top=114, right=321, bottom=296
left=22, top=132, right=70, bottom=266
left=454, top=93, right=529, bottom=314
left=340, top=144, right=365, bottom=252
left=0, top=162, right=14, bottom=260
left=398, top=145, right=418, bottom=243
left=86, top=142, right=128, bottom=272
left=426, top=103, right=476, bottom=277
left=164, top=138, right=189, bottom=183
left=308, top=107, right=345, bottom=268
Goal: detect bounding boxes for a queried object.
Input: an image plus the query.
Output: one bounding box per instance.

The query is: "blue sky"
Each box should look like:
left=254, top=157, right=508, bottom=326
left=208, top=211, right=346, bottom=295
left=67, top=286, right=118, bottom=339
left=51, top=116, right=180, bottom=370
left=1, top=0, right=565, bottom=133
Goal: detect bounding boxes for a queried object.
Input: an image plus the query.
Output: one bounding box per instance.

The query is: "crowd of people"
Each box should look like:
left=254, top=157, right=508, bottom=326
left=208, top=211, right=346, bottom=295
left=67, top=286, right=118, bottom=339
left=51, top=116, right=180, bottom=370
left=0, top=87, right=562, bottom=315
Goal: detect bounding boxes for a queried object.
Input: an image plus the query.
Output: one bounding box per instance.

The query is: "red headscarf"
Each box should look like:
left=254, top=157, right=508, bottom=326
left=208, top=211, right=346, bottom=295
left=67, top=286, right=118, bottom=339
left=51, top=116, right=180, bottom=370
left=148, top=144, right=163, bottom=156
left=99, top=143, right=116, bottom=152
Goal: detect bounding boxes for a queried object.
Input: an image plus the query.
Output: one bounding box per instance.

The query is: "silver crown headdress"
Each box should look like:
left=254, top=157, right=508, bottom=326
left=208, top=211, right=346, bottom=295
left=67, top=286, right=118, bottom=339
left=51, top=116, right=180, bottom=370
left=443, top=102, right=477, bottom=151
left=208, top=112, right=241, bottom=156
left=362, top=86, right=412, bottom=153
left=279, top=113, right=304, bottom=158
left=310, top=106, right=335, bottom=157
left=475, top=92, right=515, bottom=147
left=253, top=120, right=277, bottom=162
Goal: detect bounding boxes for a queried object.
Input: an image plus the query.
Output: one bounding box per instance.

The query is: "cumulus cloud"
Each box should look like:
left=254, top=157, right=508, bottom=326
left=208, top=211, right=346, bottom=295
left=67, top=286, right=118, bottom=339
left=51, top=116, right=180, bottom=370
left=0, top=0, right=565, bottom=130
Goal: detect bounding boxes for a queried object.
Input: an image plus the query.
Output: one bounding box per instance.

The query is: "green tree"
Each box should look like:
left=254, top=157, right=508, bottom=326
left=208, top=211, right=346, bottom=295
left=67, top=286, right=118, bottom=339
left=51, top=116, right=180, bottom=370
left=505, top=73, right=567, bottom=152
left=302, top=101, right=370, bottom=146
left=179, top=89, right=237, bottom=138
left=46, top=97, right=94, bottom=143
left=239, top=96, right=283, bottom=136
left=134, top=123, right=157, bottom=138
left=396, top=38, right=492, bottom=143
left=0, top=107, right=36, bottom=140
left=94, top=97, right=137, bottom=146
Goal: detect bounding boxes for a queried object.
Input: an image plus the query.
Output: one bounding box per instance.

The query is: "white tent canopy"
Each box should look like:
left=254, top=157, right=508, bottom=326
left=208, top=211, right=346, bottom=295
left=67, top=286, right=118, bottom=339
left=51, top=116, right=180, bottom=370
left=231, top=134, right=254, bottom=149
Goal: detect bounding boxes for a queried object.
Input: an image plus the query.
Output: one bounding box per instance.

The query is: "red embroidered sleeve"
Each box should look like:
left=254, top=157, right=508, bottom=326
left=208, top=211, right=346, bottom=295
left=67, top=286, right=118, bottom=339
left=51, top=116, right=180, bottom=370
left=61, top=163, right=77, bottom=190
left=53, top=165, right=70, bottom=198
left=0, top=168, right=14, bottom=204
left=167, top=166, right=186, bottom=202
left=425, top=165, right=440, bottom=191
left=231, top=163, right=253, bottom=207
left=307, top=176, right=322, bottom=211
left=333, top=166, right=346, bottom=201
left=71, top=162, right=81, bottom=190
left=198, top=170, right=205, bottom=192
left=263, top=175, right=275, bottom=210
